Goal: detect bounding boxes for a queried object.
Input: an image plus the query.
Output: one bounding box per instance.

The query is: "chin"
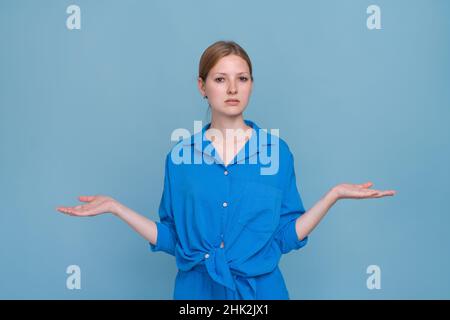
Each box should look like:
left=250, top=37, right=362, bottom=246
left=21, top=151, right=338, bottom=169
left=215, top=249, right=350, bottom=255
left=219, top=107, right=245, bottom=117
left=210, top=102, right=247, bottom=117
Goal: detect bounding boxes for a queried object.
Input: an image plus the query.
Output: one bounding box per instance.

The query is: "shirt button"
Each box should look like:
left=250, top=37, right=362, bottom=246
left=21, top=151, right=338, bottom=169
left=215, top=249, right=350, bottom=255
left=204, top=253, right=210, bottom=259
left=224, top=170, right=229, bottom=176
left=222, top=202, right=228, bottom=208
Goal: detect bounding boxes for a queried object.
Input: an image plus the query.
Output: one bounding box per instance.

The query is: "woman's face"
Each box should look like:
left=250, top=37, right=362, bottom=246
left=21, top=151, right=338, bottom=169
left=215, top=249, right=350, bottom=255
left=198, top=54, right=253, bottom=118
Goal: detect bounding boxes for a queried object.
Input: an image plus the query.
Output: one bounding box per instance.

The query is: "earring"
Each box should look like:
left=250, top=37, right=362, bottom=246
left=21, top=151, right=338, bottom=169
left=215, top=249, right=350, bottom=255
left=203, top=95, right=208, bottom=99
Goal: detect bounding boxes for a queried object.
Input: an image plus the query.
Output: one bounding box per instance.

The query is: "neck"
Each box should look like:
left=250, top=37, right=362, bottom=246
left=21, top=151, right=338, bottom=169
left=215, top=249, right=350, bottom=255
left=206, top=114, right=251, bottom=139
left=209, top=113, right=250, bottom=136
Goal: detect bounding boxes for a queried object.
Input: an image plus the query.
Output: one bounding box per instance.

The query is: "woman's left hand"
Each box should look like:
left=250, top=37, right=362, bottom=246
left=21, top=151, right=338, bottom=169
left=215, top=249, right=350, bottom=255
left=332, top=182, right=396, bottom=201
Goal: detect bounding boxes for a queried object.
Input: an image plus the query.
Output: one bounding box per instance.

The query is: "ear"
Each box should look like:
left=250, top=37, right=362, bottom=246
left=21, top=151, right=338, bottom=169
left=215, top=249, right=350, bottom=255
left=197, top=77, right=206, bottom=97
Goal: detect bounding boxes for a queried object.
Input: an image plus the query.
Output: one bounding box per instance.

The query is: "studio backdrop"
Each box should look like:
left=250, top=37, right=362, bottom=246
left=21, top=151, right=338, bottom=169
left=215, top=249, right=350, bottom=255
left=1, top=0, right=449, bottom=299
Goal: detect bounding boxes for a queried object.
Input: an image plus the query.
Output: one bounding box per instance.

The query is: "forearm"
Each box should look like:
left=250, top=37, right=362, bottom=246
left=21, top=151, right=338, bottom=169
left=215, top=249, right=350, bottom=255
left=112, top=202, right=158, bottom=245
left=295, top=188, right=338, bottom=241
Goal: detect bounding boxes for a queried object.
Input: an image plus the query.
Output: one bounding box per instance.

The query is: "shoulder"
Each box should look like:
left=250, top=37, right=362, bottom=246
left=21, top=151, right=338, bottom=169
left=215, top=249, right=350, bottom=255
left=277, top=136, right=296, bottom=178
left=277, top=135, right=293, bottom=158
left=254, top=127, right=296, bottom=180
left=262, top=128, right=293, bottom=163
left=164, top=133, right=196, bottom=168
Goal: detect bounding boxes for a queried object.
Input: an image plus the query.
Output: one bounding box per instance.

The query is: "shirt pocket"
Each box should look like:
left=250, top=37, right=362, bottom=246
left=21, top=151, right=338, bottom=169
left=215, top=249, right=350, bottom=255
left=236, top=181, right=282, bottom=233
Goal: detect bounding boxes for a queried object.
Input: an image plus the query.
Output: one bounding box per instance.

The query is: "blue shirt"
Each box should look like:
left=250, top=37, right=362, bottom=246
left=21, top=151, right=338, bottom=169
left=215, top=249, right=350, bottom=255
left=149, top=119, right=308, bottom=299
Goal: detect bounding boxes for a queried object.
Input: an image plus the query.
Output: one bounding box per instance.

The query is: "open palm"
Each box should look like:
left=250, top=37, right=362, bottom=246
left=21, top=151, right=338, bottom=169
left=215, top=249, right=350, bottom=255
left=334, top=182, right=396, bottom=200
left=56, top=195, right=116, bottom=217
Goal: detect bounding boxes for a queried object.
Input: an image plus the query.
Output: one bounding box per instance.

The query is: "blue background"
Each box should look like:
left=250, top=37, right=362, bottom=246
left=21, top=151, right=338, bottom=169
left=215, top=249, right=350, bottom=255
left=1, top=0, right=449, bottom=299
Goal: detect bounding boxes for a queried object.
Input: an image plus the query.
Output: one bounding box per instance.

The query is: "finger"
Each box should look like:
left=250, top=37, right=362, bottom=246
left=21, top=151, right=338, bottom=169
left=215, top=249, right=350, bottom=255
left=72, top=206, right=91, bottom=215
left=72, top=204, right=96, bottom=216
left=58, top=207, right=76, bottom=216
left=347, top=190, right=376, bottom=199
left=379, top=190, right=396, bottom=196
left=79, top=196, right=95, bottom=202
left=369, top=191, right=395, bottom=198
left=361, top=189, right=379, bottom=198
left=362, top=188, right=377, bottom=194
left=372, top=189, right=396, bottom=195
left=63, top=207, right=76, bottom=214
left=360, top=182, right=373, bottom=188
left=66, top=208, right=86, bottom=216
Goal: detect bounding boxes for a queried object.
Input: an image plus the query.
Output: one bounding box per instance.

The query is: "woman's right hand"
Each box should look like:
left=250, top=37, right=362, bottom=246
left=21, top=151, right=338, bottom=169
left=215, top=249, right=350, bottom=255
left=56, top=195, right=118, bottom=217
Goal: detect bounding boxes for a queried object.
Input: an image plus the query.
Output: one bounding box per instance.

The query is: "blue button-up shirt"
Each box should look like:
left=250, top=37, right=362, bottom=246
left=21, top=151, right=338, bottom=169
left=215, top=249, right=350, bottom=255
left=150, top=119, right=308, bottom=299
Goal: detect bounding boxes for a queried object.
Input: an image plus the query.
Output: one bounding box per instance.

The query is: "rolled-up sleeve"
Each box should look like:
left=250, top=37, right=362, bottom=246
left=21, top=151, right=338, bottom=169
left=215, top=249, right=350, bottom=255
left=149, top=154, right=178, bottom=256
left=274, top=151, right=308, bottom=254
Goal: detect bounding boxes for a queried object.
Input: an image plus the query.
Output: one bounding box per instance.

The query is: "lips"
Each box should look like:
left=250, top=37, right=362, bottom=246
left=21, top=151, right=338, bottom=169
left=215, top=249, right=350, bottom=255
left=225, top=99, right=240, bottom=102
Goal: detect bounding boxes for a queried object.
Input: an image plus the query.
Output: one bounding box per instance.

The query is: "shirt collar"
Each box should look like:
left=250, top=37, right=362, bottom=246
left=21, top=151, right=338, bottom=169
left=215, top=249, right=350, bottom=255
left=183, top=119, right=276, bottom=166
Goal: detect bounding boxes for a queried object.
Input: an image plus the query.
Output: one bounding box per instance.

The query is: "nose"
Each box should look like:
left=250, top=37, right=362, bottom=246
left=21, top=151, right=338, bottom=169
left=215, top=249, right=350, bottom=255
left=227, top=80, right=238, bottom=95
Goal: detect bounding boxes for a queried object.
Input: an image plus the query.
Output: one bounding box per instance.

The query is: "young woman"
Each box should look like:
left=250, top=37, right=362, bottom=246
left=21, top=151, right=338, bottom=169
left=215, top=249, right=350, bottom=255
left=57, top=40, right=396, bottom=300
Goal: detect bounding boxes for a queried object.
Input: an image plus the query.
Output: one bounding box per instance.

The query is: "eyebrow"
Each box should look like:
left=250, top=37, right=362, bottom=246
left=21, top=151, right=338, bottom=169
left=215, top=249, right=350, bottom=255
left=214, top=72, right=249, bottom=76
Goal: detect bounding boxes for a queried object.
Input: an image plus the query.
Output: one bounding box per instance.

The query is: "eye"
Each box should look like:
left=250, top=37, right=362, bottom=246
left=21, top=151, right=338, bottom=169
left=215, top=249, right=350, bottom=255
left=214, top=77, right=225, bottom=83
left=240, top=76, right=249, bottom=81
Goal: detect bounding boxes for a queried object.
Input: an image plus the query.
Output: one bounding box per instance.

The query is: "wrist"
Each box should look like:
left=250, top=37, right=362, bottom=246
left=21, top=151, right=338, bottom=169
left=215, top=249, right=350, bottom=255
left=110, top=200, right=123, bottom=217
left=327, top=187, right=340, bottom=204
